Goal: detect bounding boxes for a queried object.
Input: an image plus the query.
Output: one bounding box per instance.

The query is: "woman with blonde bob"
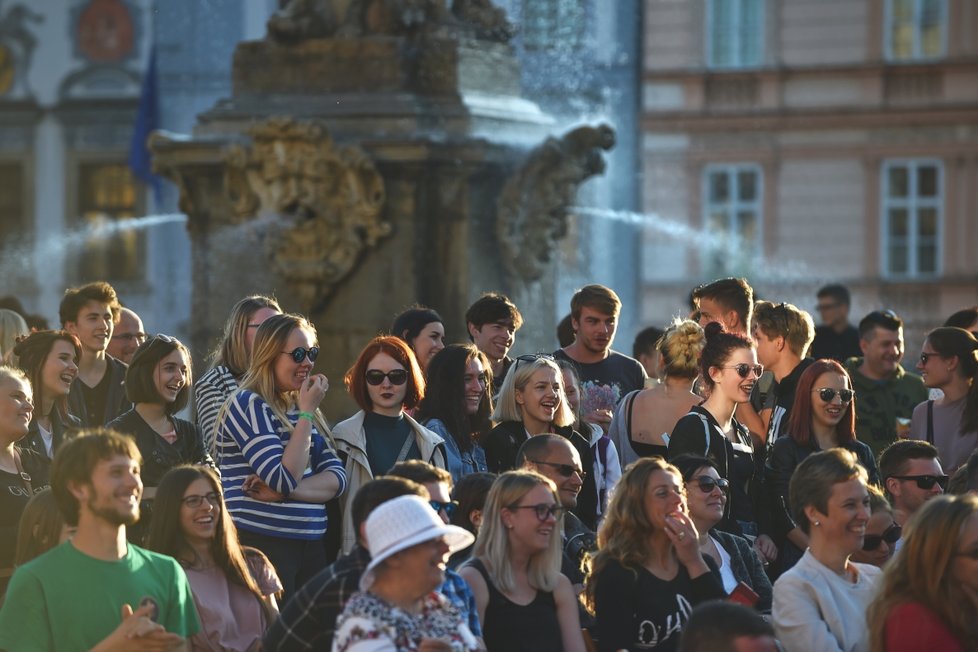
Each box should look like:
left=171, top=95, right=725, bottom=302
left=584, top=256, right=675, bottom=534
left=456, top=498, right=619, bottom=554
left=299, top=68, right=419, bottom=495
left=483, top=356, right=598, bottom=529
left=217, top=313, right=346, bottom=599
left=459, top=470, right=585, bottom=652
left=584, top=457, right=725, bottom=652
left=868, top=494, right=978, bottom=651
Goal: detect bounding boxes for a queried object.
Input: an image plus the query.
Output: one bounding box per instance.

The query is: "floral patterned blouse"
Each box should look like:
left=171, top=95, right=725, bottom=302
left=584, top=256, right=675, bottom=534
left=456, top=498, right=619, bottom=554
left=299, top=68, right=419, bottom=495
left=332, top=591, right=479, bottom=652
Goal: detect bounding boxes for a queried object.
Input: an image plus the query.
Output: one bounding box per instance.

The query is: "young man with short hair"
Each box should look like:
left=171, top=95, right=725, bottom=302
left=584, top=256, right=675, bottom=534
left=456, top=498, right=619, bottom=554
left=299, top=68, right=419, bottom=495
left=61, top=282, right=131, bottom=426
left=879, top=440, right=946, bottom=532
left=751, top=301, right=816, bottom=448
left=692, top=278, right=754, bottom=337
left=0, top=429, right=198, bottom=651
left=632, top=325, right=664, bottom=381
left=262, top=477, right=428, bottom=652
left=106, top=307, right=146, bottom=365
left=553, top=285, right=646, bottom=432
left=465, top=292, right=524, bottom=388
left=845, top=310, right=928, bottom=456
left=810, top=284, right=861, bottom=363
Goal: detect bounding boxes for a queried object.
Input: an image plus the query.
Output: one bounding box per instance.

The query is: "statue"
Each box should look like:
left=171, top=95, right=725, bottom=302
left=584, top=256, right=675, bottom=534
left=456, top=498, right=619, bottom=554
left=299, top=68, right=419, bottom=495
left=221, top=117, right=391, bottom=308
left=495, top=123, right=615, bottom=282
left=0, top=2, right=42, bottom=98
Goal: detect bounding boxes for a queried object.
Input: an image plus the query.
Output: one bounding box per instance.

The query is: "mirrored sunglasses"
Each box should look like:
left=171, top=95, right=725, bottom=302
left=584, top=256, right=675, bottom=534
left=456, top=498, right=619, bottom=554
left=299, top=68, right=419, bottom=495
left=282, top=347, right=319, bottom=363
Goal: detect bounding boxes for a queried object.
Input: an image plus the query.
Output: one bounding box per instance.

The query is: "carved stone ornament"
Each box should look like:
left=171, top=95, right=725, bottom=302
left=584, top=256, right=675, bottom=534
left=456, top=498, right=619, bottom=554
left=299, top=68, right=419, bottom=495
left=223, top=117, right=390, bottom=308
left=496, top=123, right=616, bottom=282
left=0, top=2, right=43, bottom=98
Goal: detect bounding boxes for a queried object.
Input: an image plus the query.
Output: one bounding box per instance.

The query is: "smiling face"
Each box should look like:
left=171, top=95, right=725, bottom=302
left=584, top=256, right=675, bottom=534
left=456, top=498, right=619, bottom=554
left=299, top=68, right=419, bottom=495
left=462, top=356, right=487, bottom=416
left=503, top=483, right=560, bottom=553
left=811, top=371, right=852, bottom=434
left=916, top=338, right=953, bottom=389
left=153, top=348, right=190, bottom=406
left=685, top=465, right=727, bottom=532
left=572, top=306, right=617, bottom=356
left=515, top=367, right=561, bottom=428
left=469, top=320, right=516, bottom=363
left=0, top=375, right=33, bottom=442
left=807, top=477, right=870, bottom=556
left=41, top=340, right=78, bottom=400
left=74, top=453, right=143, bottom=527
left=273, top=327, right=316, bottom=393
left=65, top=301, right=114, bottom=355
left=644, top=469, right=687, bottom=532
left=179, top=477, right=219, bottom=546
left=709, top=346, right=758, bottom=404
left=860, top=326, right=904, bottom=378
left=390, top=535, right=451, bottom=596
left=529, top=440, right=584, bottom=509
left=410, top=322, right=445, bottom=371
left=366, top=352, right=408, bottom=417
left=850, top=509, right=897, bottom=567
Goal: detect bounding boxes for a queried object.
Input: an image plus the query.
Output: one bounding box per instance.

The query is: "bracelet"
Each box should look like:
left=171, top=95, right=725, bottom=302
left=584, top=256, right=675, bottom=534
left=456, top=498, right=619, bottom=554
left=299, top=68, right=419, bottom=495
left=298, top=411, right=316, bottom=422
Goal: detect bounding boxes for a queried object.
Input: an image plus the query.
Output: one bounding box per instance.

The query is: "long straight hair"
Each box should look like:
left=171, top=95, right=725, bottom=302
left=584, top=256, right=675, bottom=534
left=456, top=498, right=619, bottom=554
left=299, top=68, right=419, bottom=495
left=926, top=327, right=978, bottom=434
left=209, top=295, right=281, bottom=377
left=416, top=344, right=493, bottom=451
left=786, top=359, right=857, bottom=448
left=13, top=330, right=81, bottom=422
left=473, top=471, right=562, bottom=594
left=146, top=465, right=276, bottom=619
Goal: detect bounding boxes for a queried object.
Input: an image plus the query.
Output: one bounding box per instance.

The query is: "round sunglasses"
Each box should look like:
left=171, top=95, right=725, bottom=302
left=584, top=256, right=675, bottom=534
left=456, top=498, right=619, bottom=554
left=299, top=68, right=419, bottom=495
left=814, top=387, right=854, bottom=403
left=365, top=369, right=408, bottom=386
left=862, top=523, right=901, bottom=551
left=722, top=363, right=763, bottom=378
left=282, top=347, right=319, bottom=363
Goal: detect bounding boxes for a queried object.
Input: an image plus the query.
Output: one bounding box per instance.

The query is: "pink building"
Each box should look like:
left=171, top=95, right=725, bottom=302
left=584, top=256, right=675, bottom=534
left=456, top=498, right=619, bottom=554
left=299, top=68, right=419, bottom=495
left=639, top=0, right=978, bottom=345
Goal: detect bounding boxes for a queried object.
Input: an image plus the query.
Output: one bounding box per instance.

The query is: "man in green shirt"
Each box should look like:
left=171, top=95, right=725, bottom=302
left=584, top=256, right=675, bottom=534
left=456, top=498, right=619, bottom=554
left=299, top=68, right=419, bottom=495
left=0, top=429, right=199, bottom=652
left=845, top=310, right=929, bottom=457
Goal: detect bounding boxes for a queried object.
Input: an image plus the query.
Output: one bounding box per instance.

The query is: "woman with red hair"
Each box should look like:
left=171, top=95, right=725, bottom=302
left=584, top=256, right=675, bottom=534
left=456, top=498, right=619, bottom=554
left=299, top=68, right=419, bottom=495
left=333, top=336, right=448, bottom=553
left=768, top=359, right=880, bottom=571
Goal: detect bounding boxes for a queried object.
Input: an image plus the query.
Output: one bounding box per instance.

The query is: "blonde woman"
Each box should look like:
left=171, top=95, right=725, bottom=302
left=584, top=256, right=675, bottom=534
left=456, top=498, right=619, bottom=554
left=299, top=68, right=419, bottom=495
left=868, top=494, right=978, bottom=652
left=459, top=470, right=585, bottom=652
left=217, top=313, right=346, bottom=599
left=0, top=309, right=28, bottom=363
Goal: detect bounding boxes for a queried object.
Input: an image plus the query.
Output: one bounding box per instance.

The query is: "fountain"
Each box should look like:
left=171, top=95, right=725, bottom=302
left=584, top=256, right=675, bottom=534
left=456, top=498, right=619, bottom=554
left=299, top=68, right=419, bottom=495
left=149, top=0, right=615, bottom=416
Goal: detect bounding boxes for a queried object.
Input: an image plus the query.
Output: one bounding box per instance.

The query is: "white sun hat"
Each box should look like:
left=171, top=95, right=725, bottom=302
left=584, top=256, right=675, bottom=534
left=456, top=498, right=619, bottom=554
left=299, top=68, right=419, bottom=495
left=360, top=494, right=475, bottom=591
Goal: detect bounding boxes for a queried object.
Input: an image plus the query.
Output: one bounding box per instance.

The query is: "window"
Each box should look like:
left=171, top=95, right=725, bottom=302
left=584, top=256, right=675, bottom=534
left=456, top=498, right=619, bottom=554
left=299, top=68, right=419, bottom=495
left=703, top=165, right=762, bottom=275
left=706, top=0, right=763, bottom=69
left=75, top=162, right=144, bottom=282
left=886, top=0, right=946, bottom=61
left=521, top=0, right=586, bottom=51
left=882, top=160, right=942, bottom=277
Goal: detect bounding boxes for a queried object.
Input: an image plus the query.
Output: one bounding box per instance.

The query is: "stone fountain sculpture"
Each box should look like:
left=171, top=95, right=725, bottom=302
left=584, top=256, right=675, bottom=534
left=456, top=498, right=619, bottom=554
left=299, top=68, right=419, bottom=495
left=151, top=0, right=614, bottom=416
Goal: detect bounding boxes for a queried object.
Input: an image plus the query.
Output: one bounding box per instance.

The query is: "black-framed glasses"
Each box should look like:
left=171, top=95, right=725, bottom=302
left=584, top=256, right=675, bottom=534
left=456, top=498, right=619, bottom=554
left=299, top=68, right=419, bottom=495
left=182, top=492, right=220, bottom=509
left=429, top=500, right=458, bottom=519
left=891, top=474, right=948, bottom=491
left=723, top=363, right=763, bottom=378
left=507, top=503, right=565, bottom=522
left=691, top=476, right=729, bottom=494
left=529, top=459, right=587, bottom=479
left=814, top=388, right=854, bottom=403
left=862, top=523, right=901, bottom=551
left=515, top=353, right=555, bottom=370
left=282, top=347, right=319, bottom=364
left=365, top=369, right=408, bottom=386
left=919, top=352, right=942, bottom=365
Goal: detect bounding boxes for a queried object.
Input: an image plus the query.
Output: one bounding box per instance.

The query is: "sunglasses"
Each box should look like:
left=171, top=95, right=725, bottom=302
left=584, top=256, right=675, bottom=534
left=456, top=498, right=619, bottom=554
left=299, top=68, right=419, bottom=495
left=529, top=459, right=587, bottom=479
left=862, top=523, right=901, bottom=551
left=507, top=503, right=566, bottom=522
left=723, top=363, right=763, bottom=378
left=919, top=352, right=941, bottom=365
left=181, top=492, right=220, bottom=509
left=891, top=474, right=949, bottom=491
left=515, top=353, right=556, bottom=371
left=691, top=476, right=729, bottom=494
left=429, top=500, right=458, bottom=519
left=814, top=388, right=855, bottom=403
left=282, top=347, right=319, bottom=363
left=365, top=369, right=408, bottom=386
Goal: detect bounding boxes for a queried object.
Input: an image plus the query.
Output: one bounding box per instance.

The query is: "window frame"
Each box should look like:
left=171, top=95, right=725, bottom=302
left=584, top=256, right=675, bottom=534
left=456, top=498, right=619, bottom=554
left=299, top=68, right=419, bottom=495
left=883, top=0, right=947, bottom=62
left=701, top=163, right=764, bottom=273
left=880, top=158, right=943, bottom=279
left=705, top=0, right=765, bottom=70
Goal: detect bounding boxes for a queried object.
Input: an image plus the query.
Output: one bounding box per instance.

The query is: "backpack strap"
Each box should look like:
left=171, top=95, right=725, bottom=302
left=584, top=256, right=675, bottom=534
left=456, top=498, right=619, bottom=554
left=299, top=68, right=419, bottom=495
left=926, top=400, right=934, bottom=445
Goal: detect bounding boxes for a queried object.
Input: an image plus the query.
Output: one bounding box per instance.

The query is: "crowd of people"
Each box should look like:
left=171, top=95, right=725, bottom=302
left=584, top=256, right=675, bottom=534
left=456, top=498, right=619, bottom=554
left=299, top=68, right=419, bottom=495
left=0, top=277, right=976, bottom=652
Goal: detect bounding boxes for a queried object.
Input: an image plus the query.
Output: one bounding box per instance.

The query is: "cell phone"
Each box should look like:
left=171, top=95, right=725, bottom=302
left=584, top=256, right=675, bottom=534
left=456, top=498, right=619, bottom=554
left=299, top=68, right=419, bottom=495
left=138, top=596, right=159, bottom=623
left=728, top=581, right=760, bottom=608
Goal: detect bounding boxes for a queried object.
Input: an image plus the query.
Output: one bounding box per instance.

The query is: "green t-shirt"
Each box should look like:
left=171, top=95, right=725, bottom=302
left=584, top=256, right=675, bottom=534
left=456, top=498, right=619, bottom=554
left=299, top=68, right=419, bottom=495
left=0, top=541, right=199, bottom=651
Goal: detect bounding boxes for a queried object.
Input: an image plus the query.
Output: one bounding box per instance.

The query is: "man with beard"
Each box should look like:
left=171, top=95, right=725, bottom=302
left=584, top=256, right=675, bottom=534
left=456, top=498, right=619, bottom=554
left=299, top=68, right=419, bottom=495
left=0, top=429, right=198, bottom=651
left=845, top=310, right=928, bottom=457
left=554, top=285, right=646, bottom=433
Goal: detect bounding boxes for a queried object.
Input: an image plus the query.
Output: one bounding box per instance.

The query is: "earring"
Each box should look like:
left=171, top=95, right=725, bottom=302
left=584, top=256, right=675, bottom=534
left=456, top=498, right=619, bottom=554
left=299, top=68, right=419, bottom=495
left=814, top=520, right=821, bottom=527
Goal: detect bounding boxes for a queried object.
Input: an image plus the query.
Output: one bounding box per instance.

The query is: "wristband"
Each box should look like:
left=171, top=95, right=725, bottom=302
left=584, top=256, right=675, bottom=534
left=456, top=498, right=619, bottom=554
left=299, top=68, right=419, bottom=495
left=298, top=411, right=316, bottom=422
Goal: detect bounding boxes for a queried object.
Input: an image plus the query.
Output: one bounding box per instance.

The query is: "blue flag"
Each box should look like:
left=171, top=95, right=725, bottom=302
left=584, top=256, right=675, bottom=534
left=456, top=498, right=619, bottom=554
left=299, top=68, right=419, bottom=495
left=128, top=45, right=161, bottom=205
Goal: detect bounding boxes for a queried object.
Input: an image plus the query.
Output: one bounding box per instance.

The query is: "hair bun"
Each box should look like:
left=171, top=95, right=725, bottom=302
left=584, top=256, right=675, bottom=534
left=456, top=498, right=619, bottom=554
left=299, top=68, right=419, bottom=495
left=703, top=321, right=725, bottom=340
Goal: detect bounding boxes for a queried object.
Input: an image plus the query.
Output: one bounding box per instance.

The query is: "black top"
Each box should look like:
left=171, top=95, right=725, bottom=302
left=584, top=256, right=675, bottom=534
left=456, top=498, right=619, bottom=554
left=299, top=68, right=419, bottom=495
left=21, top=409, right=81, bottom=459
left=67, top=355, right=131, bottom=427
left=483, top=420, right=599, bottom=530
left=1, top=448, right=50, bottom=588
left=810, top=325, right=862, bottom=363
left=552, top=349, right=646, bottom=417
left=465, top=558, right=561, bottom=652
left=593, top=557, right=725, bottom=652
left=363, top=412, right=420, bottom=476
left=106, top=409, right=212, bottom=486
left=622, top=390, right=669, bottom=459
left=753, top=358, right=816, bottom=452
left=710, top=529, right=773, bottom=612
